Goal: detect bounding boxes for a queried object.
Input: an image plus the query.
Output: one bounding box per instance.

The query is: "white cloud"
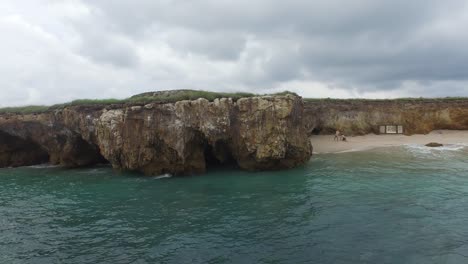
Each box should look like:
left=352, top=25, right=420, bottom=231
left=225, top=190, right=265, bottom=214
left=1, top=0, right=468, bottom=106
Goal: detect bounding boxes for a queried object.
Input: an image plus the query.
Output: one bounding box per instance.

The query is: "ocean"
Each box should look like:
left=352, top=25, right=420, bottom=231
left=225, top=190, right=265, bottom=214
left=2, top=145, right=468, bottom=263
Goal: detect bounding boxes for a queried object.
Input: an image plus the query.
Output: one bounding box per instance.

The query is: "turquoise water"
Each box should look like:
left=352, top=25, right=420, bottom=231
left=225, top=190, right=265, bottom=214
left=2, top=145, right=468, bottom=263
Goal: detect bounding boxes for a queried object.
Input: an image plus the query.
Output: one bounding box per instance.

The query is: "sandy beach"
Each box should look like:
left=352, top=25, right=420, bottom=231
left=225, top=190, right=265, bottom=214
left=310, top=130, right=468, bottom=154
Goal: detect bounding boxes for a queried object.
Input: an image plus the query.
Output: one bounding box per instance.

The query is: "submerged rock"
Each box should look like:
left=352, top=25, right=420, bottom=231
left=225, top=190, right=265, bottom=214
left=425, top=142, right=444, bottom=147
left=0, top=94, right=312, bottom=175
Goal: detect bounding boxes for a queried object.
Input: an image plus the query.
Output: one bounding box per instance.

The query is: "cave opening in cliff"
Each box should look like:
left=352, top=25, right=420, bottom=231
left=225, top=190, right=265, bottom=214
left=311, top=127, right=322, bottom=135
left=203, top=140, right=238, bottom=170
left=310, top=126, right=338, bottom=135
left=68, top=137, right=110, bottom=167
left=0, top=131, right=50, bottom=167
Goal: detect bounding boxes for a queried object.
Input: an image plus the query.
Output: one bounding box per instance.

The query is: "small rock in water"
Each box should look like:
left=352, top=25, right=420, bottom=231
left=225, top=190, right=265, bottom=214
left=425, top=142, right=443, bottom=147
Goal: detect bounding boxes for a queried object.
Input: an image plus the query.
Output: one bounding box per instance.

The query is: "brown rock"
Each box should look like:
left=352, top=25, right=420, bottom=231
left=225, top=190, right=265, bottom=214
left=304, top=99, right=468, bottom=136
left=94, top=95, right=312, bottom=175
left=0, top=119, right=105, bottom=168
left=425, top=142, right=444, bottom=147
left=0, top=131, right=48, bottom=167
left=0, top=94, right=312, bottom=175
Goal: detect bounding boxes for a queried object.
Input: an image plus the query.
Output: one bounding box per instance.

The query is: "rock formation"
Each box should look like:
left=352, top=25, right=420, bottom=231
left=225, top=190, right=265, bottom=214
left=425, top=142, right=443, bottom=147
left=0, top=94, right=312, bottom=175
left=0, top=131, right=48, bottom=167
left=304, top=99, right=468, bottom=136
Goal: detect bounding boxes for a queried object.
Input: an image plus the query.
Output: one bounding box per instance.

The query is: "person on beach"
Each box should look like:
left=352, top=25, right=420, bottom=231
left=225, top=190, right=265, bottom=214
left=334, top=130, right=341, bottom=141
left=342, top=134, right=347, bottom=142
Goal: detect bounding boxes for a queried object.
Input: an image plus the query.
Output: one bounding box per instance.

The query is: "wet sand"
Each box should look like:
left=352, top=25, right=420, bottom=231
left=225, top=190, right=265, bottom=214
left=310, top=130, right=468, bottom=154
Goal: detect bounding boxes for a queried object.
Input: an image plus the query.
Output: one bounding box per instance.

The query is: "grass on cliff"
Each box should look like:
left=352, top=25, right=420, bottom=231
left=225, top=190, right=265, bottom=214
left=0, top=105, right=51, bottom=114
left=3, top=90, right=468, bottom=114
left=303, top=96, right=468, bottom=103
left=0, top=90, right=300, bottom=114
left=128, top=90, right=258, bottom=103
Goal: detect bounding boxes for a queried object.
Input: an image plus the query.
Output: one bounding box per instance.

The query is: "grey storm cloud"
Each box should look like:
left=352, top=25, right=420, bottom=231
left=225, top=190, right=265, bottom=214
left=1, top=0, right=468, bottom=106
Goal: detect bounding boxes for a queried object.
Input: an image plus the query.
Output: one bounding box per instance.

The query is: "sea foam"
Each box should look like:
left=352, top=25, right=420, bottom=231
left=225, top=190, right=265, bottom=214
left=153, top=173, right=173, bottom=180
left=403, top=143, right=468, bottom=156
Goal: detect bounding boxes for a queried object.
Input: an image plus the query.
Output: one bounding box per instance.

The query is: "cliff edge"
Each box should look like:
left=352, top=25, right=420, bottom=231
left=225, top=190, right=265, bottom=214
left=0, top=94, right=312, bottom=175
left=304, top=99, right=468, bottom=136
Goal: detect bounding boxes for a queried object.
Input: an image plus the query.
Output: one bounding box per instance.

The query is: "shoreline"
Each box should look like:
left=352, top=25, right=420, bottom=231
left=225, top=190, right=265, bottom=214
left=310, top=130, right=468, bottom=154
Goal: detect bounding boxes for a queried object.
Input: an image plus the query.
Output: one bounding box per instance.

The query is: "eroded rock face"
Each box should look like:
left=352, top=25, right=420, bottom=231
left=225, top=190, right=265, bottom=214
left=0, top=115, right=107, bottom=168
left=93, top=95, right=312, bottom=175
left=0, top=95, right=312, bottom=175
left=0, top=131, right=49, bottom=167
left=304, top=100, right=468, bottom=136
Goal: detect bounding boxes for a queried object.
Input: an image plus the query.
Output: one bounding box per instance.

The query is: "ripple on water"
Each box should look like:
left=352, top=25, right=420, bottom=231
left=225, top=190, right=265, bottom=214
left=2, top=146, right=468, bottom=263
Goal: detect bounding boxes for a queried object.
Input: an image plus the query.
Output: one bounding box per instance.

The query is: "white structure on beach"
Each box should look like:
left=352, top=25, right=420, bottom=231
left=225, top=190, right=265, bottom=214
left=379, top=125, right=404, bottom=134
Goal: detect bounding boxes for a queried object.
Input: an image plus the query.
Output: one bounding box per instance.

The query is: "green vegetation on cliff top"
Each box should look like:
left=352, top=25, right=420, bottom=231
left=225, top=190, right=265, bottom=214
left=1, top=89, right=468, bottom=114
left=0, top=90, right=298, bottom=114
left=303, top=97, right=468, bottom=102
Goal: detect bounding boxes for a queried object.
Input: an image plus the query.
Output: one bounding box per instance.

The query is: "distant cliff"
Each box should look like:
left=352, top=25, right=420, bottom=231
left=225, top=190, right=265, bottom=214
left=0, top=94, right=312, bottom=175
left=304, top=99, right=468, bottom=136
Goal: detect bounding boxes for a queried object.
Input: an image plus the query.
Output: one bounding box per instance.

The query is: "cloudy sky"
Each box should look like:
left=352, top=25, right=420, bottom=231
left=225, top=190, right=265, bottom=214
left=1, top=0, right=468, bottom=106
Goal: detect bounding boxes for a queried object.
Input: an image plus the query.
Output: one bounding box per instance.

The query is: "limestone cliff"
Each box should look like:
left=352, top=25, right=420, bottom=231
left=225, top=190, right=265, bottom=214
left=0, top=95, right=312, bottom=175
left=304, top=99, right=468, bottom=136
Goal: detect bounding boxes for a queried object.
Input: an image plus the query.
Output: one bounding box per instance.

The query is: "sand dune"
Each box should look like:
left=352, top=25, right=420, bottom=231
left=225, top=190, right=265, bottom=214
left=310, top=130, right=468, bottom=154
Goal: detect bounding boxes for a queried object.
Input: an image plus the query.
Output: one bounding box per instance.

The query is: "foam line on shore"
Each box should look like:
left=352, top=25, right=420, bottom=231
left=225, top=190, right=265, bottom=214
left=310, top=130, right=468, bottom=154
